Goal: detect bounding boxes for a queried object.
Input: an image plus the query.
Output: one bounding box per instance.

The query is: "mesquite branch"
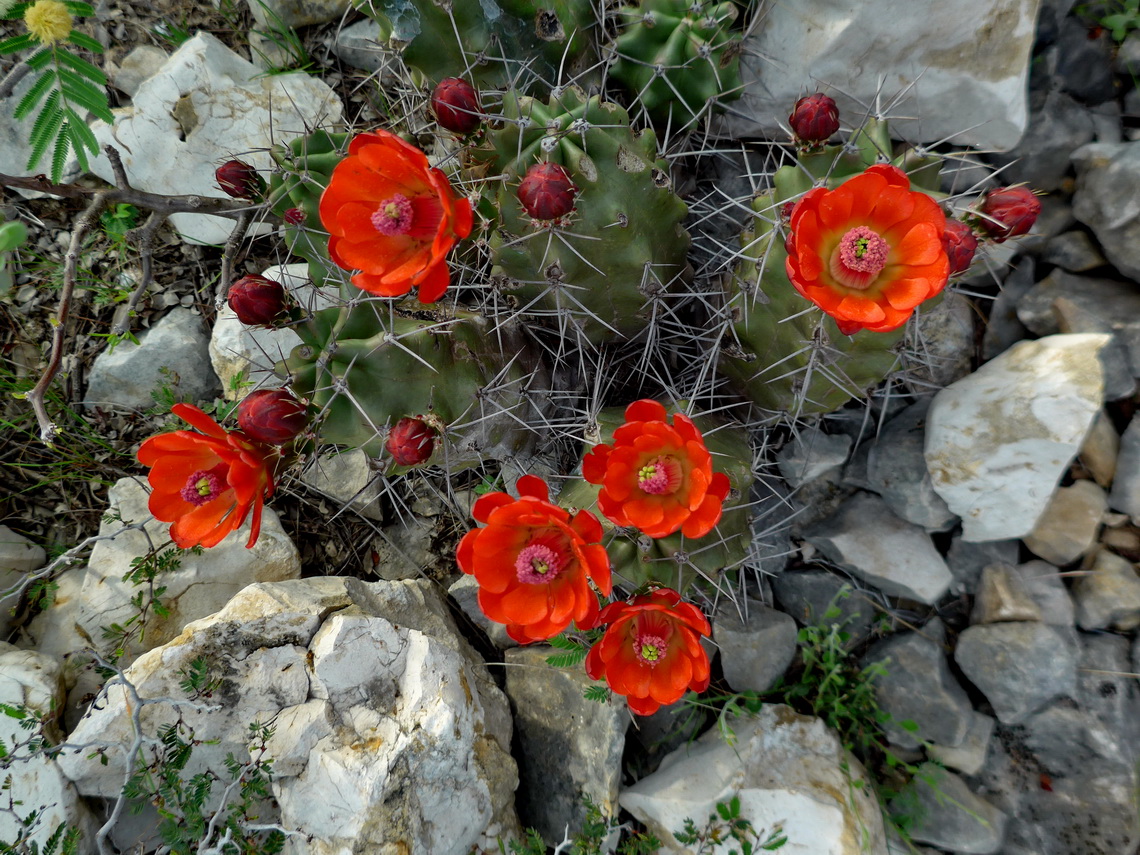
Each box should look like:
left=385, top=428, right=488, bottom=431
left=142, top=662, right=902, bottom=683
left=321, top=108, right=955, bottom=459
left=2, top=146, right=264, bottom=444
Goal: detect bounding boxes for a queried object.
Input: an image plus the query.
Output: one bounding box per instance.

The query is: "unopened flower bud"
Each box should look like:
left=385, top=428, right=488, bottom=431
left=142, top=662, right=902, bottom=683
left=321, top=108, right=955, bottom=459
left=979, top=186, right=1040, bottom=242
left=228, top=274, right=287, bottom=326
left=431, top=77, right=482, bottom=135
left=237, top=389, right=308, bottom=445
left=215, top=160, right=265, bottom=200
left=283, top=207, right=306, bottom=225
left=518, top=162, right=578, bottom=221
left=941, top=219, right=979, bottom=274
left=789, top=93, right=840, bottom=144
left=386, top=417, right=437, bottom=466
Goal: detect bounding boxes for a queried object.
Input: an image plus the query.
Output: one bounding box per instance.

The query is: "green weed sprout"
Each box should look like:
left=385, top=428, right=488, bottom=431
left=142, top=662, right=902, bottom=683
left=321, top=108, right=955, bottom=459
left=0, top=1, right=114, bottom=182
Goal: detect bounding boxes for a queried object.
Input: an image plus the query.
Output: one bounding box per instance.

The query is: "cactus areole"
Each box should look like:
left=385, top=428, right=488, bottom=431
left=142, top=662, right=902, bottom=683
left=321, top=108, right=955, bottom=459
left=517, top=162, right=578, bottom=221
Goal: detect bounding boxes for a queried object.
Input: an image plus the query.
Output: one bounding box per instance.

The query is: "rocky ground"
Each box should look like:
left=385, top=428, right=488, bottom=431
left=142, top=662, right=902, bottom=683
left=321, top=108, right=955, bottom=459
left=1, top=0, right=1140, bottom=854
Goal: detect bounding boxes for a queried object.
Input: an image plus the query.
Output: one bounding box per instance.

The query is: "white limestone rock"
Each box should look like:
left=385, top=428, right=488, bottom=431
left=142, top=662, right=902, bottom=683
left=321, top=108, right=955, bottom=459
left=57, top=578, right=519, bottom=855
left=22, top=477, right=300, bottom=663
left=88, top=33, right=343, bottom=245
left=299, top=448, right=383, bottom=521
left=925, top=334, right=1109, bottom=541
left=620, top=704, right=886, bottom=855
left=0, top=650, right=95, bottom=850
left=209, top=263, right=340, bottom=399
left=720, top=0, right=1041, bottom=151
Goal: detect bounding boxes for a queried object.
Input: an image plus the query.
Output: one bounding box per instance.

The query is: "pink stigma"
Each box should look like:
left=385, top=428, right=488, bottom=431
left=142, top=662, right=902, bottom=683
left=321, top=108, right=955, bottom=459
left=830, top=226, right=890, bottom=290
left=370, top=194, right=414, bottom=236
left=514, top=543, right=563, bottom=584
left=637, top=456, right=681, bottom=496
left=180, top=470, right=225, bottom=506
left=634, top=633, right=668, bottom=666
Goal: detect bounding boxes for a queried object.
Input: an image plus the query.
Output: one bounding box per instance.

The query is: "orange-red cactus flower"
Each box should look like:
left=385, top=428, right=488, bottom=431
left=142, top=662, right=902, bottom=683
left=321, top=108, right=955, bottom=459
left=582, top=400, right=731, bottom=540
left=319, top=129, right=473, bottom=303
left=137, top=404, right=275, bottom=550
left=456, top=474, right=612, bottom=644
left=785, top=163, right=950, bottom=335
left=585, top=588, right=711, bottom=716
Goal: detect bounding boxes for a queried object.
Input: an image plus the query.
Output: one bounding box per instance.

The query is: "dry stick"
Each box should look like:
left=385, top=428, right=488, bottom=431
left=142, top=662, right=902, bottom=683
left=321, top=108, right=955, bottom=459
left=216, top=208, right=254, bottom=306
left=0, top=59, right=32, bottom=101
left=112, top=209, right=164, bottom=336
left=1, top=145, right=260, bottom=443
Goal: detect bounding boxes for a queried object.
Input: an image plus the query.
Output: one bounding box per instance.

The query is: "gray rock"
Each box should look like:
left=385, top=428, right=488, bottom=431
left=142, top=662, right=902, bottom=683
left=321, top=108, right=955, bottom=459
left=893, top=763, right=1007, bottom=855
left=621, top=705, right=886, bottom=855
left=329, top=17, right=397, bottom=77
left=1049, top=19, right=1117, bottom=104
left=987, top=89, right=1095, bottom=191
left=803, top=492, right=952, bottom=604
left=0, top=526, right=46, bottom=639
left=504, top=645, right=625, bottom=845
left=712, top=601, right=797, bottom=693
left=246, top=0, right=352, bottom=29
left=772, top=570, right=875, bottom=646
left=1078, top=410, right=1119, bottom=489
left=1016, top=269, right=1140, bottom=343
left=1041, top=231, right=1106, bottom=273
left=955, top=622, right=1077, bottom=724
left=1073, top=142, right=1140, bottom=285
left=1010, top=560, right=1075, bottom=627
left=982, top=258, right=1035, bottom=361
left=83, top=309, right=220, bottom=411
left=972, top=737, right=1139, bottom=855
left=720, top=0, right=1039, bottom=151
left=1109, top=414, right=1140, bottom=522
left=111, top=45, right=169, bottom=98
left=927, top=710, right=994, bottom=776
left=447, top=575, right=516, bottom=650
left=970, top=563, right=1044, bottom=624
left=1023, top=480, right=1107, bottom=566
left=1072, top=547, right=1140, bottom=631
left=906, top=290, right=975, bottom=389
left=1052, top=296, right=1138, bottom=401
left=776, top=427, right=851, bottom=489
left=865, top=399, right=957, bottom=531
left=946, top=537, right=1021, bottom=595
left=1015, top=194, right=1078, bottom=257
left=865, top=619, right=974, bottom=750
left=299, top=449, right=382, bottom=521
left=1078, top=633, right=1140, bottom=758
left=750, top=475, right=796, bottom=576
left=1022, top=703, right=1131, bottom=778
left=925, top=334, right=1109, bottom=542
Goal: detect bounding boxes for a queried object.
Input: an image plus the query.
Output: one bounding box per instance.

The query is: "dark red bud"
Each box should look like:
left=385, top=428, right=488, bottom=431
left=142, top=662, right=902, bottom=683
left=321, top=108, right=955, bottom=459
left=941, top=219, right=979, bottom=275
left=236, top=389, right=308, bottom=445
left=431, top=77, right=482, bottom=134
left=386, top=417, right=437, bottom=466
left=517, top=162, right=578, bottom=221
left=979, top=186, right=1041, bottom=242
left=228, top=274, right=287, bottom=326
left=215, top=160, right=264, bottom=200
left=789, top=93, right=840, bottom=144
left=283, top=207, right=306, bottom=225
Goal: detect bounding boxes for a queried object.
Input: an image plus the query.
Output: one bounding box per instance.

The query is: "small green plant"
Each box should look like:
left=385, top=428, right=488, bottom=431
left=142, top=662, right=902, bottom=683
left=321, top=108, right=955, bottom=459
left=1078, top=0, right=1140, bottom=41
left=674, top=796, right=787, bottom=854
left=100, top=545, right=193, bottom=661
left=98, top=203, right=139, bottom=244
left=0, top=1, right=115, bottom=182
left=498, top=794, right=660, bottom=855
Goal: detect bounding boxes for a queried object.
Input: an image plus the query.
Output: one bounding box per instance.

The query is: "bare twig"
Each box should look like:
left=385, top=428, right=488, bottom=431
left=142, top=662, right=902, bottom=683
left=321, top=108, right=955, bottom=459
left=112, top=209, right=164, bottom=335
left=216, top=209, right=254, bottom=306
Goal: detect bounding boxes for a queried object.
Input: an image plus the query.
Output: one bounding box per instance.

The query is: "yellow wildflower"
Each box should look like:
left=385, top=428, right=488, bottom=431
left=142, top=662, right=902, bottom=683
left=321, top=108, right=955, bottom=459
left=24, top=0, right=73, bottom=45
